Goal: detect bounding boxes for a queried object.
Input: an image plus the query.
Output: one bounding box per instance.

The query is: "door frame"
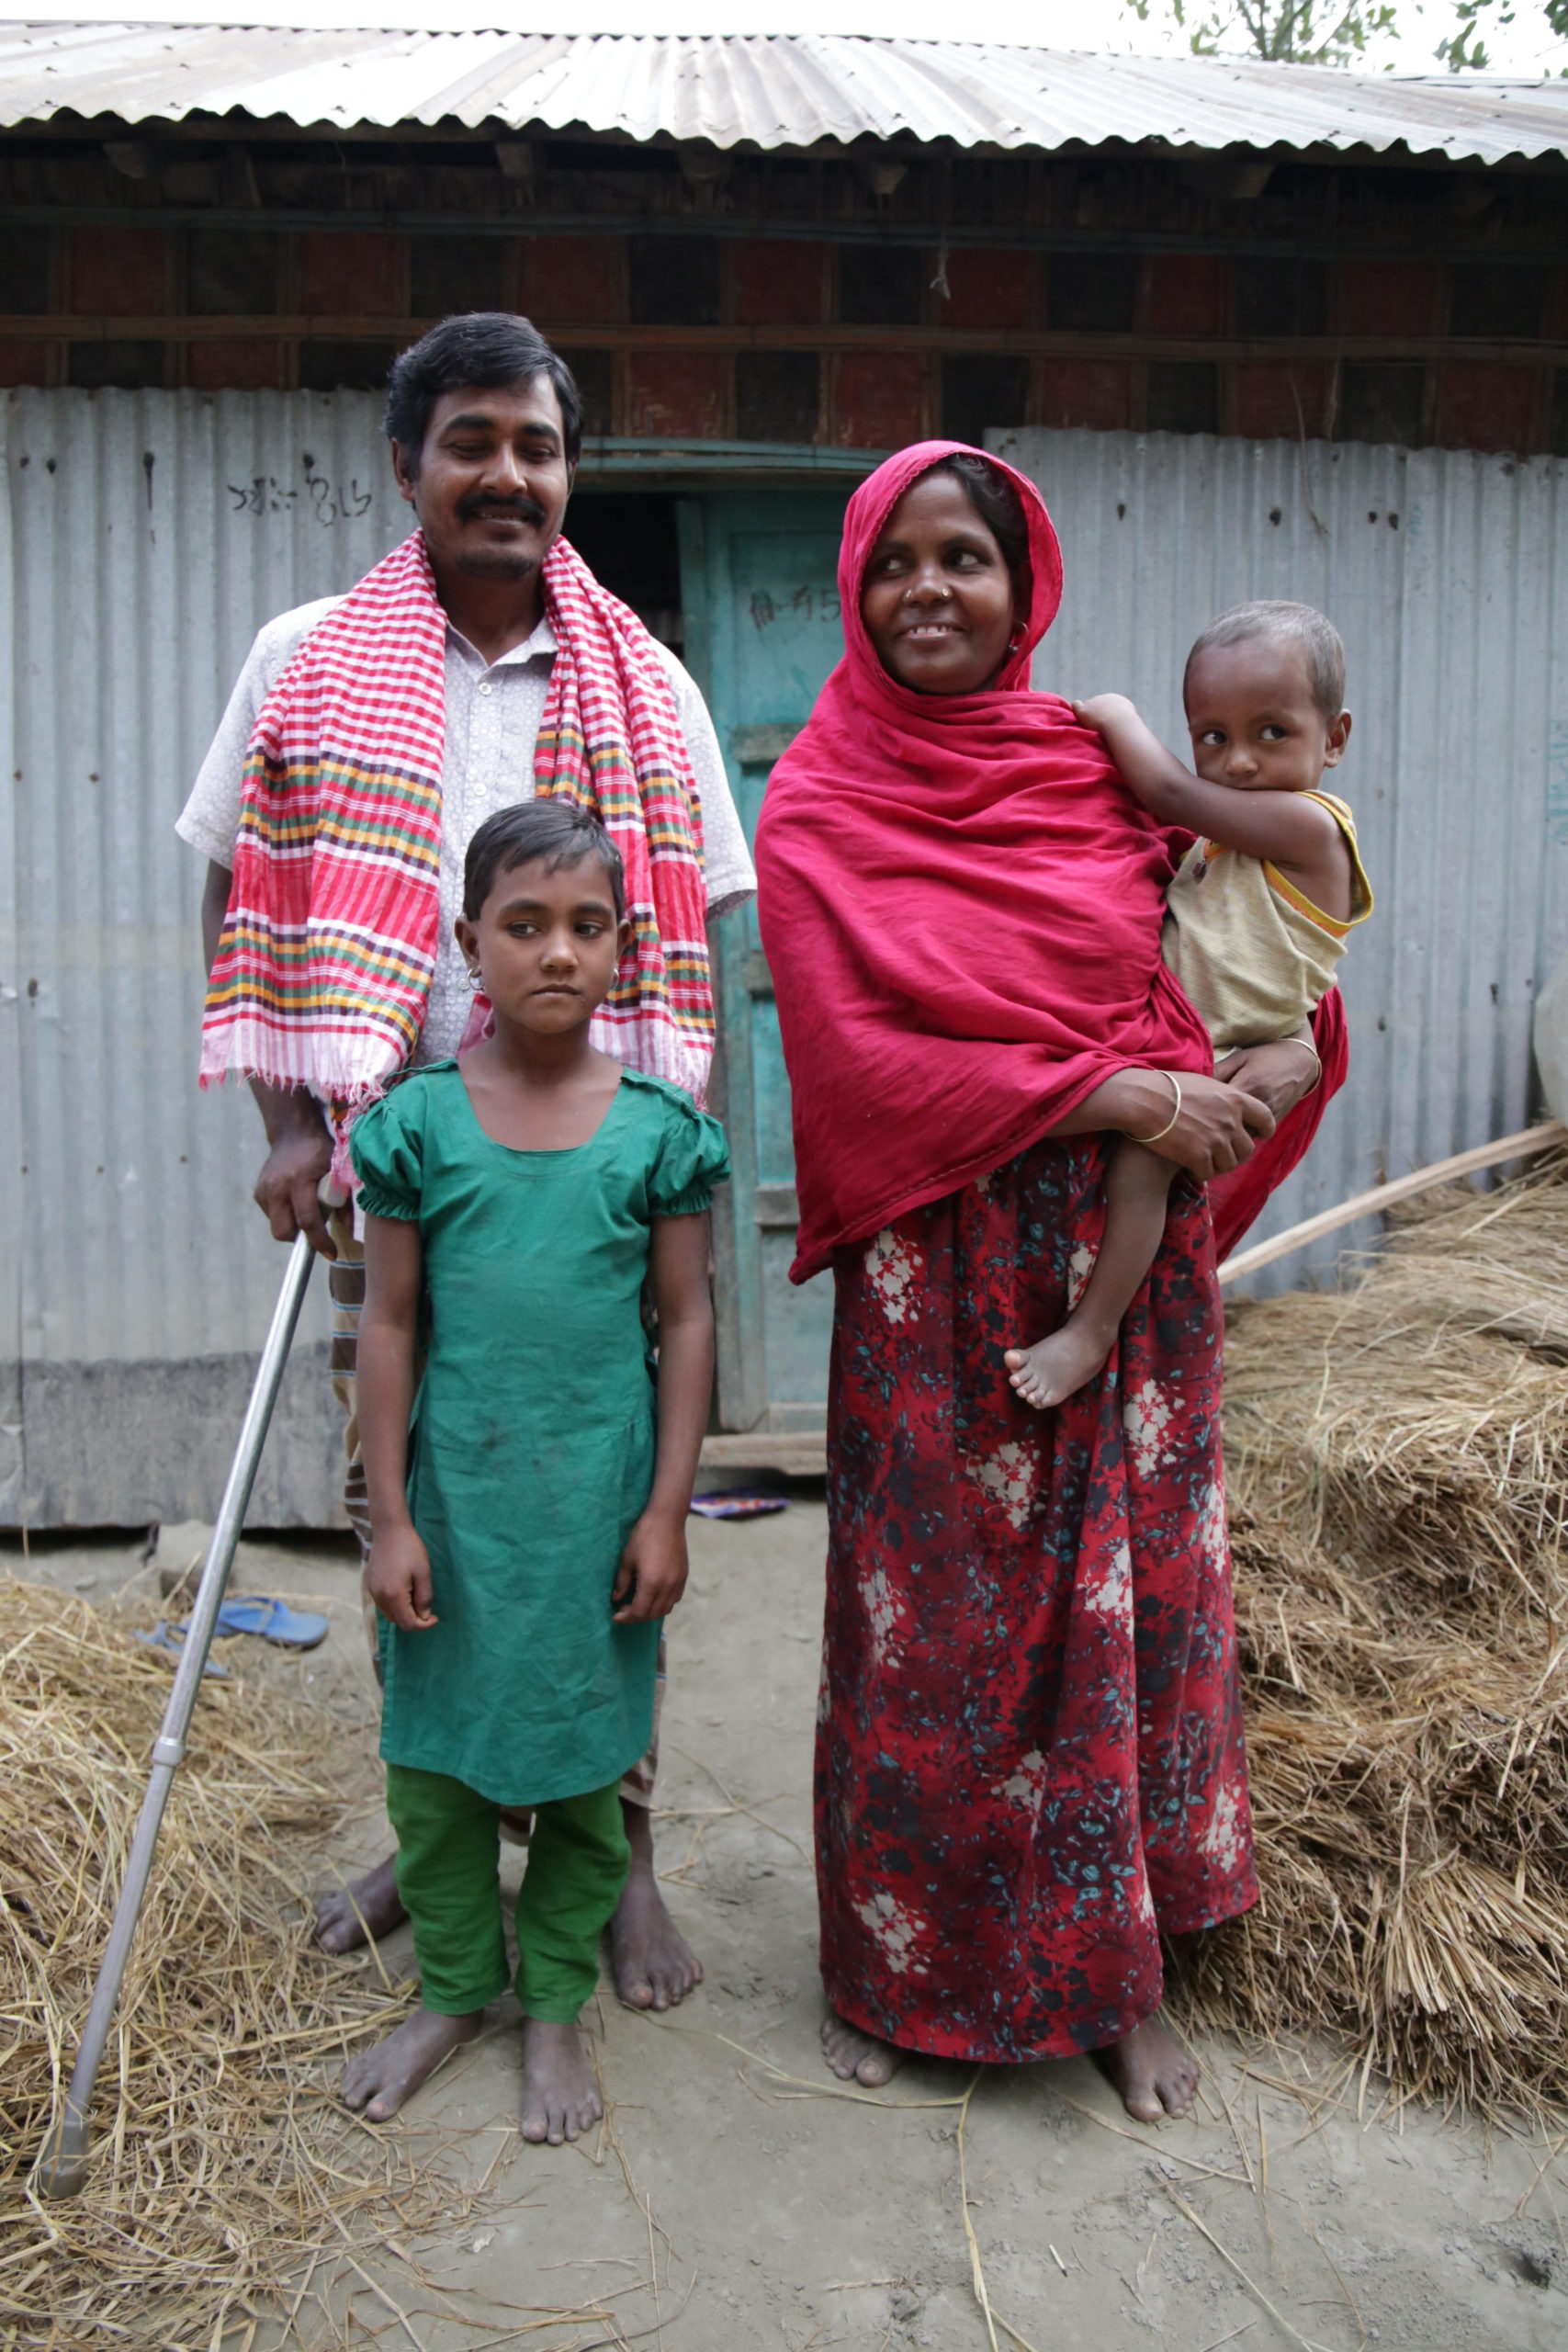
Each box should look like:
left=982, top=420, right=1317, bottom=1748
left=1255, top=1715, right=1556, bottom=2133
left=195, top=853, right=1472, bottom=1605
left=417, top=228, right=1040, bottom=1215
left=675, top=478, right=861, bottom=1443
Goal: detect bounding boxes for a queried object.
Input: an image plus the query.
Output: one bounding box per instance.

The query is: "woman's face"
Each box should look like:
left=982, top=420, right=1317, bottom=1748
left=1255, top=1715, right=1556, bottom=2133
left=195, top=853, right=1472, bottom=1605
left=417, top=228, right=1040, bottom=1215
left=860, top=471, right=1018, bottom=695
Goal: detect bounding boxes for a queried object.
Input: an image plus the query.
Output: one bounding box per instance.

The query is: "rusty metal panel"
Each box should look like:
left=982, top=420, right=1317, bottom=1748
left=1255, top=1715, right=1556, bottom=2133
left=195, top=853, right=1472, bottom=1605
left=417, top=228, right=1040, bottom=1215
left=3, top=385, right=403, bottom=1525
left=0, top=26, right=1563, bottom=164
left=996, top=424, right=1568, bottom=1294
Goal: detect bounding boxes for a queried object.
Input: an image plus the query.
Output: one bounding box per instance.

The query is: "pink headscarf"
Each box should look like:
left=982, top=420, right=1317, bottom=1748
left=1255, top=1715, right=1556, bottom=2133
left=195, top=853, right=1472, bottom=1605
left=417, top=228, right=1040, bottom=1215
left=756, top=441, right=1214, bottom=1282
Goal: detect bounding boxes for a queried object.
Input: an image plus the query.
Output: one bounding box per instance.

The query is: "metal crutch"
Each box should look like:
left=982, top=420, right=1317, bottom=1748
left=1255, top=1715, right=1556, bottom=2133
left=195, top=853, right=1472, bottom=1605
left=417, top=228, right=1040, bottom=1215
left=35, top=1230, right=318, bottom=2197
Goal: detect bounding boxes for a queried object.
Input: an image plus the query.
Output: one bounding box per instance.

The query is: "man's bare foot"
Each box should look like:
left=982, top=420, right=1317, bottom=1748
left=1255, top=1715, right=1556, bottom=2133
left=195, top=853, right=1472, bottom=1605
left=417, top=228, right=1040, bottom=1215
left=521, top=2017, right=603, bottom=2144
left=1004, top=1321, right=1113, bottom=1411
left=1095, top=2012, right=1199, bottom=2122
left=315, top=1852, right=407, bottom=1955
left=821, top=2011, right=907, bottom=2087
left=340, top=2005, right=481, bottom=2121
left=611, top=1804, right=702, bottom=2010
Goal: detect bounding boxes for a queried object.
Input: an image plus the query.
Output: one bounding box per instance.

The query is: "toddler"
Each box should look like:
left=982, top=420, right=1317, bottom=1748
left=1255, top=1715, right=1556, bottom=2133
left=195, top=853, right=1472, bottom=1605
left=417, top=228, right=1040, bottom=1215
left=1006, top=599, right=1371, bottom=1410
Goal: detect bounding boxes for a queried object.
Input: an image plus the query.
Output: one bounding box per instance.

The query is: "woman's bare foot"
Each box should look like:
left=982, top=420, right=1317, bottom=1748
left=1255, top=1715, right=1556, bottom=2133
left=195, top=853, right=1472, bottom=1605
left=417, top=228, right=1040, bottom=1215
left=821, top=2011, right=907, bottom=2087
left=315, top=1852, right=408, bottom=1955
left=611, top=1804, right=702, bottom=2010
left=1005, top=1322, right=1113, bottom=1410
left=340, top=2005, right=481, bottom=2121
left=521, top=2018, right=603, bottom=2144
left=1095, top=2012, right=1199, bottom=2122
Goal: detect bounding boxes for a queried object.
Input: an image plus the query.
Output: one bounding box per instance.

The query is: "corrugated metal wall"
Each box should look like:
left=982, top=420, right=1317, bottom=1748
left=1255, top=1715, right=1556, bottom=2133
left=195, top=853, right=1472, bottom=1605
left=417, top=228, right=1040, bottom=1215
left=3, top=388, right=404, bottom=1526
left=997, top=425, right=1568, bottom=1293
left=4, top=391, right=1564, bottom=1521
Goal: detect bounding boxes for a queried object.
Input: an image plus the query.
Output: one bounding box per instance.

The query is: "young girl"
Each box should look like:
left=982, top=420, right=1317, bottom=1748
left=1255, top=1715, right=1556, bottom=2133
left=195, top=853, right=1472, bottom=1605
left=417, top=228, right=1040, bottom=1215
left=338, top=798, right=728, bottom=2143
left=1006, top=599, right=1372, bottom=1410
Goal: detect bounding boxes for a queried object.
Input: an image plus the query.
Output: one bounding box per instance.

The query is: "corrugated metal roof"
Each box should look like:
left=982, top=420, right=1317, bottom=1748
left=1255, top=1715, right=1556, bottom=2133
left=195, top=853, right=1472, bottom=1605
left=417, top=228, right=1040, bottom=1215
left=0, top=25, right=1564, bottom=164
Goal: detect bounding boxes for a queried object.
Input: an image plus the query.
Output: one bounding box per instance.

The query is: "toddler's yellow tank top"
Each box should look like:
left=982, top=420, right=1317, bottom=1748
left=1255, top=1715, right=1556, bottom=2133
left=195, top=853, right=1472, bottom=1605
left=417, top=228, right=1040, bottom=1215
left=1161, top=789, right=1372, bottom=1055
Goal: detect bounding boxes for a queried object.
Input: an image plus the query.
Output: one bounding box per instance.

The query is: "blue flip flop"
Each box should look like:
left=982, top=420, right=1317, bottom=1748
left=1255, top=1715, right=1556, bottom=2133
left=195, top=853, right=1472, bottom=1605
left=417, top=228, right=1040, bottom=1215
left=135, top=1623, right=231, bottom=1678
left=196, top=1595, right=331, bottom=1650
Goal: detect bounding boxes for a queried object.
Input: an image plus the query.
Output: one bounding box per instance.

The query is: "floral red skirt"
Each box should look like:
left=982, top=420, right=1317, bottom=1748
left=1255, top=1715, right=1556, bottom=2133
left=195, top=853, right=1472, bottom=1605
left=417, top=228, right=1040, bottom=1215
left=817, top=1134, right=1257, bottom=2065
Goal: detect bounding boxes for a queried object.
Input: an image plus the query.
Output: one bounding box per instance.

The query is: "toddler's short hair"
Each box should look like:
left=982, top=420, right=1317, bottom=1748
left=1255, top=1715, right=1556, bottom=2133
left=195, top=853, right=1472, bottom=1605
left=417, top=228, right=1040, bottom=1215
left=1184, top=600, right=1346, bottom=722
left=463, top=800, right=626, bottom=922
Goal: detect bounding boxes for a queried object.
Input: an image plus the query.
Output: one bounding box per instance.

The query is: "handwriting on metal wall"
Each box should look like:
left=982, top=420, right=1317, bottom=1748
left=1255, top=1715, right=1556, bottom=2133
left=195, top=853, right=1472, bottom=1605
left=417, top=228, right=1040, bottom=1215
left=226, top=454, right=374, bottom=524
left=750, top=586, right=840, bottom=631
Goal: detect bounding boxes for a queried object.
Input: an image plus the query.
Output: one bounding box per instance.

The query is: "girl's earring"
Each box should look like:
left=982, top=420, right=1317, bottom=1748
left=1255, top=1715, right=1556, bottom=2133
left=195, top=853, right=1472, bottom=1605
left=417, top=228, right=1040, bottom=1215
left=467, top=966, right=482, bottom=990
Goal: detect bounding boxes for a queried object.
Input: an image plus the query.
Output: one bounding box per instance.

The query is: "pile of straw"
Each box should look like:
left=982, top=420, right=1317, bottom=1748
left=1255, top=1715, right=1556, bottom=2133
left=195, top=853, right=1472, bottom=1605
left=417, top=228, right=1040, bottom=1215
left=0, top=1578, right=429, bottom=2349
left=1184, top=1155, right=1568, bottom=2116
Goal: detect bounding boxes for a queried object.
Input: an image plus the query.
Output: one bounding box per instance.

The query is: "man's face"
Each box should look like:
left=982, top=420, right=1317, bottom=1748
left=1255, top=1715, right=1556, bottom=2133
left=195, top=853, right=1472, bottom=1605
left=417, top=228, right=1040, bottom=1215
left=392, top=375, right=573, bottom=582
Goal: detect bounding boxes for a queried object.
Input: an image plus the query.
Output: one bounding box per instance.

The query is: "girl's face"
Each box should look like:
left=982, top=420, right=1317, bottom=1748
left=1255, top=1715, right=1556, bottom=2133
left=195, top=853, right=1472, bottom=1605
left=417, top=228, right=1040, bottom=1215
left=859, top=471, right=1018, bottom=696
left=454, top=854, right=631, bottom=1036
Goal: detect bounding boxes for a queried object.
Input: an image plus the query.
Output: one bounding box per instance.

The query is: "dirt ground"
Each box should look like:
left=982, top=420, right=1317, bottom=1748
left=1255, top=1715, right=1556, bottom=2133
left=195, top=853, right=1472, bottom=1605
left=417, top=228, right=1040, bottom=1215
left=16, top=1504, right=1568, bottom=2352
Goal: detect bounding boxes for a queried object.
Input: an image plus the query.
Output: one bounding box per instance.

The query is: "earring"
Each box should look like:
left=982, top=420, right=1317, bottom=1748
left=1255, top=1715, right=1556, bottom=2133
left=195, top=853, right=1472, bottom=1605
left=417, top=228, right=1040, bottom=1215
left=611, top=963, right=621, bottom=981
left=466, top=967, right=482, bottom=990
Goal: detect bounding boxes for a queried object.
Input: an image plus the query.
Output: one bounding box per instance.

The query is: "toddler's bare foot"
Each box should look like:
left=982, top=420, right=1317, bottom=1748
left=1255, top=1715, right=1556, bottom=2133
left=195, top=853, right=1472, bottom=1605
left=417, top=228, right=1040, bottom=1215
left=612, top=1853, right=702, bottom=2011
left=821, top=2011, right=906, bottom=2087
left=521, top=2018, right=603, bottom=2144
left=1095, top=2012, right=1199, bottom=2122
left=1004, top=1322, right=1114, bottom=1410
left=340, top=2005, right=481, bottom=2121
left=315, top=1853, right=407, bottom=1955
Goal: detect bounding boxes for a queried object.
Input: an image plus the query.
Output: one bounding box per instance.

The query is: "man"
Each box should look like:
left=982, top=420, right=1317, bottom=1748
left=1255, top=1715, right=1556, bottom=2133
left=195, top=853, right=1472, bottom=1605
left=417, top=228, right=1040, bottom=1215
left=177, top=313, right=755, bottom=2012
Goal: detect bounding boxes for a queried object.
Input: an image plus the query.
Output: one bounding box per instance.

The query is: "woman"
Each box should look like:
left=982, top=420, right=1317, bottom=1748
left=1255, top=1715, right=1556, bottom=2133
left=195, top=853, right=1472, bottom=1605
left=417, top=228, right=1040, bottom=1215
left=755, top=443, right=1338, bottom=2121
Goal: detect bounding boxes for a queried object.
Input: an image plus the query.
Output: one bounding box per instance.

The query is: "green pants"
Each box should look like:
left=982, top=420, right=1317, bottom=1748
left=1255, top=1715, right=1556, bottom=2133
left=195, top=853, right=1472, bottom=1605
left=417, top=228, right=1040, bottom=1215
left=385, top=1764, right=629, bottom=2022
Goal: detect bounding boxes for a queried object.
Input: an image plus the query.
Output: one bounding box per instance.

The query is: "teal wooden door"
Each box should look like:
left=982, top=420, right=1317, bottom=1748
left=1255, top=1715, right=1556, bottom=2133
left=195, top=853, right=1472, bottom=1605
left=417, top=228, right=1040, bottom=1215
left=679, top=489, right=852, bottom=1436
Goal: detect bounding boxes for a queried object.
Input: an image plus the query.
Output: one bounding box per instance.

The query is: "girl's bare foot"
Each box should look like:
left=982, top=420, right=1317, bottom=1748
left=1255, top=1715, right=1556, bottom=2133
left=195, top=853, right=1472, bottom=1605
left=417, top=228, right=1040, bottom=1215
left=611, top=1812, right=703, bottom=2010
left=521, top=2018, right=603, bottom=2144
left=1095, top=2012, right=1199, bottom=2121
left=315, top=1852, right=407, bottom=1955
left=821, top=2011, right=906, bottom=2087
left=340, top=2005, right=481, bottom=2120
left=1004, top=1323, right=1112, bottom=1410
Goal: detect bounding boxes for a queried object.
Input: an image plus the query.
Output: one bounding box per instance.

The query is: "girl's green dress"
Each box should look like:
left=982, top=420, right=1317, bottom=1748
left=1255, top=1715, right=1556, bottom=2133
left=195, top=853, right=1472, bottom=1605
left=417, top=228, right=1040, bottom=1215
left=349, top=1062, right=729, bottom=1808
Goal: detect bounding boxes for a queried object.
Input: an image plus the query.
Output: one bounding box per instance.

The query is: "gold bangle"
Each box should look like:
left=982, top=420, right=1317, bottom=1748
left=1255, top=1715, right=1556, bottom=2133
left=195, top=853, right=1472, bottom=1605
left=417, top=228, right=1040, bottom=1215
left=1132, top=1071, right=1182, bottom=1145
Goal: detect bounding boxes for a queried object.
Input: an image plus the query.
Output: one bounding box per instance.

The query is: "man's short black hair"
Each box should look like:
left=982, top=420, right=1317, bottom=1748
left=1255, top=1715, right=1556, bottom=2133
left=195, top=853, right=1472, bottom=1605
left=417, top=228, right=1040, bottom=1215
left=463, top=799, right=626, bottom=922
left=383, top=313, right=582, bottom=469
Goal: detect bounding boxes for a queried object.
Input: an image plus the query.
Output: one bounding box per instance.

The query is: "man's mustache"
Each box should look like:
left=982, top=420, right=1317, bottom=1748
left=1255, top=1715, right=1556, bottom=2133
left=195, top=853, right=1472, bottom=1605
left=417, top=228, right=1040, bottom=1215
left=456, top=492, right=547, bottom=527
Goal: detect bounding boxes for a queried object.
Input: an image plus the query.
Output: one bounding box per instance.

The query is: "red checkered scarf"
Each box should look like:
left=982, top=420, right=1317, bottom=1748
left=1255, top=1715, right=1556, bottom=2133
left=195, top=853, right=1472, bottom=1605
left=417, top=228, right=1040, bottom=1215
left=200, top=530, right=714, bottom=1165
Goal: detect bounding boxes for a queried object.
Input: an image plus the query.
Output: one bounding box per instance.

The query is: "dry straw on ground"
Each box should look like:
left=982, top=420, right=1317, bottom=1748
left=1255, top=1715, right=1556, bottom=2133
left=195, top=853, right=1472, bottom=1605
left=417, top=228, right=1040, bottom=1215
left=0, top=1577, right=439, bottom=2351
left=1180, top=1154, right=1568, bottom=2118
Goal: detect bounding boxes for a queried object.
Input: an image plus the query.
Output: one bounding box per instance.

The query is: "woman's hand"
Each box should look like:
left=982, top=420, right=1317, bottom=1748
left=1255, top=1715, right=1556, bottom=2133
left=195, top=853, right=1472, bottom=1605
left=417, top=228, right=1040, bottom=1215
left=1215, top=1034, right=1320, bottom=1124
left=613, top=1508, right=690, bottom=1623
left=367, top=1521, right=437, bottom=1631
left=1126, top=1069, right=1276, bottom=1180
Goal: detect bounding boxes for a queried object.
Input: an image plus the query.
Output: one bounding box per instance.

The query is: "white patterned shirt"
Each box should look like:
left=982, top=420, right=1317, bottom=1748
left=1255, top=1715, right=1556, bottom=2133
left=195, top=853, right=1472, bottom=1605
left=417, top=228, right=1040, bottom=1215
left=177, top=599, right=757, bottom=1065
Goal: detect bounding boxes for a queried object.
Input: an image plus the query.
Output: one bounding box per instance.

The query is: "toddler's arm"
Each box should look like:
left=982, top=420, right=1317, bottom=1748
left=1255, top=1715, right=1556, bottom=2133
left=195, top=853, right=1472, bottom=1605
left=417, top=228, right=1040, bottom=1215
left=358, top=1214, right=437, bottom=1632
left=1072, top=693, right=1344, bottom=876
left=612, top=1212, right=716, bottom=1625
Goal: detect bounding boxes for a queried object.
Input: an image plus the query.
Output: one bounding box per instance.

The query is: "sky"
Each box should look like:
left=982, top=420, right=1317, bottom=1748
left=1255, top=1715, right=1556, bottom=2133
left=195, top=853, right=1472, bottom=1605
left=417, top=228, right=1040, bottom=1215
left=14, top=0, right=1568, bottom=76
